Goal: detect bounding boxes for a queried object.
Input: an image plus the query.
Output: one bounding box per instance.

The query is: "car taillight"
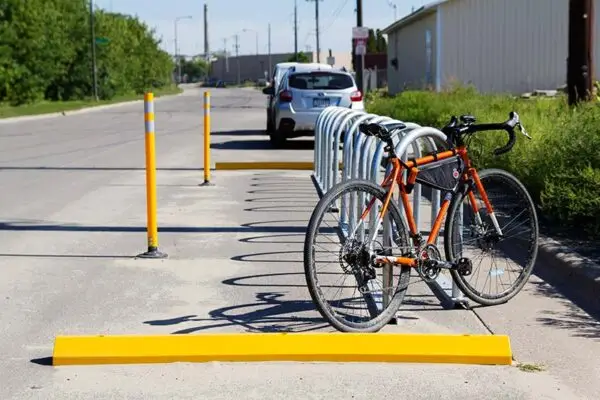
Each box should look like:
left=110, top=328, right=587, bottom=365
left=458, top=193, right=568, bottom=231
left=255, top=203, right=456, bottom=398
left=350, top=90, right=363, bottom=102
left=279, top=90, right=293, bottom=102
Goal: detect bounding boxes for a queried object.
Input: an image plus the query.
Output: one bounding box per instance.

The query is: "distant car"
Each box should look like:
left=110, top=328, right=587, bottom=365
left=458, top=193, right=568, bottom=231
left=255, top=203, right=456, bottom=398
left=264, top=62, right=333, bottom=134
left=262, top=65, right=364, bottom=147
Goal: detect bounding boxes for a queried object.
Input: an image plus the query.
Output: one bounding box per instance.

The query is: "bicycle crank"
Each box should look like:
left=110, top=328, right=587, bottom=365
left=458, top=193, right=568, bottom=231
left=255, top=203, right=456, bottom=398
left=419, top=250, right=474, bottom=280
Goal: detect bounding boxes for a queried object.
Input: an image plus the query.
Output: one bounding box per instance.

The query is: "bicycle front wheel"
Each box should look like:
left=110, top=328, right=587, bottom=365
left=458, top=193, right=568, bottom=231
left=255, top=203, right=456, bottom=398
left=304, top=179, right=412, bottom=332
left=444, top=168, right=539, bottom=306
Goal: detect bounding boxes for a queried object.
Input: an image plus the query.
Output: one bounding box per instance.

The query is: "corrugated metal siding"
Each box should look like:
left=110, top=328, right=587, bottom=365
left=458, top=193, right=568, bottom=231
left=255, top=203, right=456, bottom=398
left=387, top=12, right=437, bottom=94
left=439, top=0, right=598, bottom=94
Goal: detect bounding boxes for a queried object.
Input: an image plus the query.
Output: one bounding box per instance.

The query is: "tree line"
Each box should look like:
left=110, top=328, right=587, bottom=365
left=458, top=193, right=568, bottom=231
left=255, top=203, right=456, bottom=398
left=0, top=0, right=175, bottom=106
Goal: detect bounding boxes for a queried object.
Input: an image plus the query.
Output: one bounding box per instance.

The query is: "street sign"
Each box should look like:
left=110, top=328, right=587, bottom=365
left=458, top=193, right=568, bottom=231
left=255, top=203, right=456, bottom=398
left=95, top=37, right=110, bottom=45
left=355, top=40, right=367, bottom=56
left=352, top=26, right=369, bottom=39
left=326, top=56, right=335, bottom=66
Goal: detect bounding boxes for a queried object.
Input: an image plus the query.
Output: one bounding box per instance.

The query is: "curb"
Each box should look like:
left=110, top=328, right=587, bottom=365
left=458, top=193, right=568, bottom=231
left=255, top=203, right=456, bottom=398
left=537, top=235, right=600, bottom=313
left=0, top=91, right=184, bottom=125
left=51, top=332, right=512, bottom=366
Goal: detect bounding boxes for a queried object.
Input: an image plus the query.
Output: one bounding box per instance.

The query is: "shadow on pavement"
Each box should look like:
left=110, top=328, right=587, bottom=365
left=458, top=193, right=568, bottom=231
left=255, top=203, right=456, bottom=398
left=144, top=292, right=330, bottom=333
left=0, top=166, right=201, bottom=171
left=0, top=220, right=308, bottom=233
left=531, top=280, right=600, bottom=340
left=0, top=253, right=133, bottom=259
left=210, top=129, right=265, bottom=137
left=30, top=357, right=52, bottom=366
left=211, top=139, right=314, bottom=151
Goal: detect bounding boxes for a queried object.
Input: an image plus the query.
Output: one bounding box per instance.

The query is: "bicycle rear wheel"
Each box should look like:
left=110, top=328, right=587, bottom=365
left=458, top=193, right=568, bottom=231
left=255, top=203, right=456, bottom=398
left=444, top=168, right=539, bottom=306
left=304, top=179, right=412, bottom=332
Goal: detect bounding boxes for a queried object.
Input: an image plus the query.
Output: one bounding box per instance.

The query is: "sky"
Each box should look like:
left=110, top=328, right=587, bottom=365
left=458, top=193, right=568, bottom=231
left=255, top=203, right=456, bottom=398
left=94, top=0, right=432, bottom=56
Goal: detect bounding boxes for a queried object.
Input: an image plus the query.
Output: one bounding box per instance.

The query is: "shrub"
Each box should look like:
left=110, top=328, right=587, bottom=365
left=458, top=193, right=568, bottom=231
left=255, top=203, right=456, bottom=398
left=366, top=86, right=600, bottom=239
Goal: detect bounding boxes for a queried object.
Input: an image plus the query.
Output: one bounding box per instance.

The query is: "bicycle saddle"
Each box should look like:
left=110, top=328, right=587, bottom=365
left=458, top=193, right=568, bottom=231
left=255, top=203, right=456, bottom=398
left=359, top=122, right=406, bottom=141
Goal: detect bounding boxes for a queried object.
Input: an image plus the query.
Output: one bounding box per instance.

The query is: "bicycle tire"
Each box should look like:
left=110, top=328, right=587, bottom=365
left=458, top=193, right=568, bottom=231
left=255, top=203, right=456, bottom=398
left=444, top=168, right=539, bottom=306
left=304, top=179, right=412, bottom=332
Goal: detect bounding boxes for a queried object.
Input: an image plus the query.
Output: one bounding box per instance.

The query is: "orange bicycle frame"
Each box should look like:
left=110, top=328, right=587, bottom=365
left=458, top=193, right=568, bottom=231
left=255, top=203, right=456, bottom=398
left=360, top=145, right=496, bottom=268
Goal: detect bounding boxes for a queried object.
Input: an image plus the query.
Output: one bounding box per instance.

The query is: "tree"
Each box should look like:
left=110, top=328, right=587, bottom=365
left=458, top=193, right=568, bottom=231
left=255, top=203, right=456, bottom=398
left=287, top=52, right=310, bottom=62
left=376, top=29, right=387, bottom=52
left=180, top=58, right=209, bottom=82
left=367, top=29, right=377, bottom=53
left=0, top=0, right=176, bottom=105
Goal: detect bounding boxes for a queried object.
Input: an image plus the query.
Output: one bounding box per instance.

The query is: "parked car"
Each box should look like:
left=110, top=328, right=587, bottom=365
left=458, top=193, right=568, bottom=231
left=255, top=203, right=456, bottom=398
left=264, top=62, right=333, bottom=134
left=262, top=65, right=364, bottom=147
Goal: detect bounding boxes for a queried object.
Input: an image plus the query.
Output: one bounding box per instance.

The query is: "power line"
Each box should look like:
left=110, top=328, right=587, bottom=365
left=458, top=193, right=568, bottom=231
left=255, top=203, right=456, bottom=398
left=321, top=0, right=350, bottom=32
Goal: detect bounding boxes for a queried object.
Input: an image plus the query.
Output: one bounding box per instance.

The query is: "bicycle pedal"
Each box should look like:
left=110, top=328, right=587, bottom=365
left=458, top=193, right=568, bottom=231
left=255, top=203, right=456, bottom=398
left=457, top=257, right=473, bottom=276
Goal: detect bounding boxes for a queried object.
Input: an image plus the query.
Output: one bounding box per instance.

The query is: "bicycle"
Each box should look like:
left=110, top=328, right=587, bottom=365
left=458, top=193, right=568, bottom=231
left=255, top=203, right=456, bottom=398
left=303, top=111, right=539, bottom=332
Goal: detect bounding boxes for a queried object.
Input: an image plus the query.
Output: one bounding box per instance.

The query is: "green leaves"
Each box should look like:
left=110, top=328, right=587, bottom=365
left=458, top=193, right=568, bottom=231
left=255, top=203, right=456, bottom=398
left=0, top=0, right=175, bottom=105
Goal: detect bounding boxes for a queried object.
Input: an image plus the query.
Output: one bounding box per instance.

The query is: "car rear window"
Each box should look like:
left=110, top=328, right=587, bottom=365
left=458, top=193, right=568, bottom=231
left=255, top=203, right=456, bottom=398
left=288, top=72, right=354, bottom=90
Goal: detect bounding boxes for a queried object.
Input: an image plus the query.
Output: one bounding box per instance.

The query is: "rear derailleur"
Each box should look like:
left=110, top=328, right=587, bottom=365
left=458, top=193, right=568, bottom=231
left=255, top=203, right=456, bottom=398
left=339, top=239, right=377, bottom=292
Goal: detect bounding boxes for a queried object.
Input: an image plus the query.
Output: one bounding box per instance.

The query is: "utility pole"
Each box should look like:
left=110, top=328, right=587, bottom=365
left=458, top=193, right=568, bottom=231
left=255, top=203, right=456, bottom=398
left=356, top=0, right=364, bottom=93
left=223, top=38, right=228, bottom=79
left=234, top=34, right=240, bottom=85
left=294, top=0, right=299, bottom=59
left=387, top=1, right=397, bottom=21
left=268, top=23, right=272, bottom=78
left=175, top=22, right=180, bottom=83
left=89, top=0, right=98, bottom=101
left=567, top=0, right=594, bottom=105
left=204, top=4, right=209, bottom=58
left=307, top=0, right=322, bottom=62
left=204, top=4, right=209, bottom=79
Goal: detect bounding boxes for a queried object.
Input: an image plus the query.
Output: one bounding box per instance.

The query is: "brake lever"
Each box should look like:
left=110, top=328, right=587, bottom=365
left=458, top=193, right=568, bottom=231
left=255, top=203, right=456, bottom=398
left=517, top=122, right=532, bottom=140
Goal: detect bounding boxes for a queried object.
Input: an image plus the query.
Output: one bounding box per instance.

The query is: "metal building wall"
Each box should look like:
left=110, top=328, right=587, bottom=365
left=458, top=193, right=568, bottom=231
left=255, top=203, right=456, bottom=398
left=386, top=12, right=438, bottom=94
left=439, top=0, right=600, bottom=94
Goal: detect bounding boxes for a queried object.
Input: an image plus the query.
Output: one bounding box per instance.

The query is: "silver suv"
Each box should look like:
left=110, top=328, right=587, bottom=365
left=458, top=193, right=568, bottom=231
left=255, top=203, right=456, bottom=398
left=264, top=62, right=333, bottom=134
left=263, top=66, right=364, bottom=147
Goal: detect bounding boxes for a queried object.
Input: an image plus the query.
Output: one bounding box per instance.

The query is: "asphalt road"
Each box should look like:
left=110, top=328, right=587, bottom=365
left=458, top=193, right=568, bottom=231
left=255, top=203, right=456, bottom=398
left=0, top=87, right=598, bottom=399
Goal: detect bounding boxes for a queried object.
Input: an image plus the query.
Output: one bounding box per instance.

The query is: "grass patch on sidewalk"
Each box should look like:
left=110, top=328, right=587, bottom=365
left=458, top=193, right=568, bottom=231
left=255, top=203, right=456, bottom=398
left=366, top=85, right=600, bottom=239
left=0, top=85, right=183, bottom=119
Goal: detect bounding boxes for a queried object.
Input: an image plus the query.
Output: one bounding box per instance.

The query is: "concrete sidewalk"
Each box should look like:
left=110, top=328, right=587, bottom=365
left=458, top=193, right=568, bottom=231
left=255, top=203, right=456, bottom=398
left=0, top=167, right=596, bottom=399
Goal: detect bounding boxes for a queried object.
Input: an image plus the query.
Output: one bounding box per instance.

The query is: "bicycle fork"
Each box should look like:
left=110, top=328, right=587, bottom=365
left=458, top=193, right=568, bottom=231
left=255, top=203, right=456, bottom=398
left=467, top=169, right=504, bottom=237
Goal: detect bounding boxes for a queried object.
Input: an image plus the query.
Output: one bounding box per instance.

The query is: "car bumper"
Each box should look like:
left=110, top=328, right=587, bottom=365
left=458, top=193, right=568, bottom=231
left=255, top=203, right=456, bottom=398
left=276, top=102, right=365, bottom=132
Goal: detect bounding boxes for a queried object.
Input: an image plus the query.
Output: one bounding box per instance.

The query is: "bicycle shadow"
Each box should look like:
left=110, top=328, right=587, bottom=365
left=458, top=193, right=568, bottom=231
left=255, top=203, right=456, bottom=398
left=144, top=291, right=330, bottom=333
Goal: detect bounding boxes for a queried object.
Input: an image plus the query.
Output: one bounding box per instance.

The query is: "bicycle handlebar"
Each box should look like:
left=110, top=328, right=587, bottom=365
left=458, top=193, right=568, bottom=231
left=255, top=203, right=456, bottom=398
left=444, top=111, right=530, bottom=156
left=467, top=111, right=519, bottom=155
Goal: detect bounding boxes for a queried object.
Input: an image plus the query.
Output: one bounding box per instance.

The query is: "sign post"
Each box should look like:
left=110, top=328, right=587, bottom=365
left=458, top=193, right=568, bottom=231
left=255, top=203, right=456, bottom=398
left=352, top=27, right=369, bottom=92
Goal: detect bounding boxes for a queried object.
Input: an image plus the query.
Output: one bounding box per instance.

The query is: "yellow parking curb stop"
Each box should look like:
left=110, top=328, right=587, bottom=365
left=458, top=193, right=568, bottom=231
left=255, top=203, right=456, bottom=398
left=52, top=332, right=512, bottom=366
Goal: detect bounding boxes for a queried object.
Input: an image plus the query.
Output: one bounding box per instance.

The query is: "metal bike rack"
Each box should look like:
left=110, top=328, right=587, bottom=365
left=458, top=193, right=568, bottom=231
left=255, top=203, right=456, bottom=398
left=311, top=106, right=466, bottom=311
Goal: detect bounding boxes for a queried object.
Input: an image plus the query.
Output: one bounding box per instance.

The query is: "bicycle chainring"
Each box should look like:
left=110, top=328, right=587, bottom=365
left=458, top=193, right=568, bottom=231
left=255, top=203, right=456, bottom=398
left=418, top=244, right=442, bottom=282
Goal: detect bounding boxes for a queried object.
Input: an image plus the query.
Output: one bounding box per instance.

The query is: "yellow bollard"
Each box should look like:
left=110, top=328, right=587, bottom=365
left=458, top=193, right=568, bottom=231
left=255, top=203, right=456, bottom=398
left=137, top=92, right=167, bottom=259
left=200, top=90, right=213, bottom=186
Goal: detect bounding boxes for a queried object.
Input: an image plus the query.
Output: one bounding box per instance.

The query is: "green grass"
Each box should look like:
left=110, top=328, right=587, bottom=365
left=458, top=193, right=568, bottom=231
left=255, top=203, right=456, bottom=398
left=366, top=84, right=600, bottom=239
left=0, top=85, right=182, bottom=119
left=516, top=362, right=546, bottom=373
